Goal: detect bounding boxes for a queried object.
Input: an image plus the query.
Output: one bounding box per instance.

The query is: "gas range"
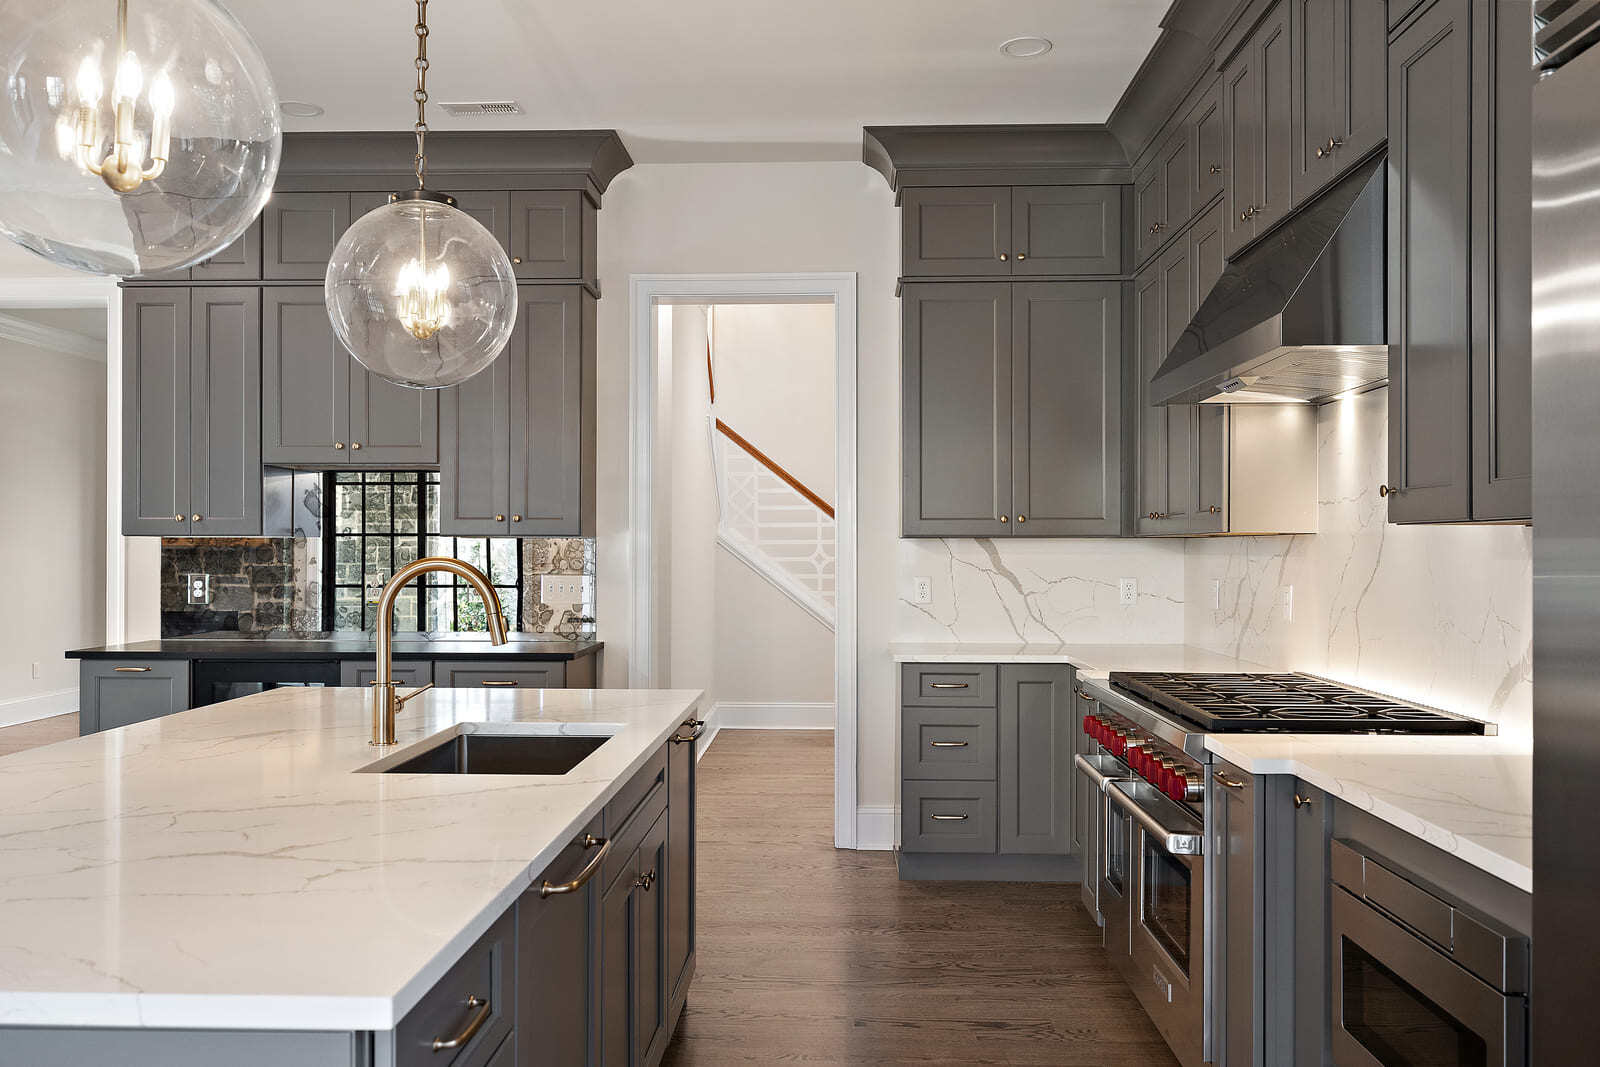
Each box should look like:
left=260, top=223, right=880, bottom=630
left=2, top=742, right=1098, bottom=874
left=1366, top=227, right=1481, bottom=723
left=1109, top=671, right=1491, bottom=736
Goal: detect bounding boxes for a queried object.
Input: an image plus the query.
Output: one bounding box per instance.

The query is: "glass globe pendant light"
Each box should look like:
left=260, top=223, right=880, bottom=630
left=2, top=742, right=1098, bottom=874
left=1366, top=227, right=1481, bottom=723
left=0, top=0, right=281, bottom=276
left=323, top=0, right=516, bottom=391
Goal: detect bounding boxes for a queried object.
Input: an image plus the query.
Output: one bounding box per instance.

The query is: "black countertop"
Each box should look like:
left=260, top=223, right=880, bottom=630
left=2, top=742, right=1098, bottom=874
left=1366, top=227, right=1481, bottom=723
left=66, top=635, right=603, bottom=662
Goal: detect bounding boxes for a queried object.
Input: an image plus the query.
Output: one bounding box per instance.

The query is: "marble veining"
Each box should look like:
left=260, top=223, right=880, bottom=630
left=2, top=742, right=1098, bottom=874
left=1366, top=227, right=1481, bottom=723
left=0, top=686, right=702, bottom=1031
left=1206, top=733, right=1532, bottom=892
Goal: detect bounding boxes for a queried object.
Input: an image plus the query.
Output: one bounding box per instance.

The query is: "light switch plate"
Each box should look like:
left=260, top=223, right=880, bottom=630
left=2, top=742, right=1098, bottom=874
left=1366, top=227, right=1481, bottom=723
left=1210, top=579, right=1222, bottom=611
left=1281, top=585, right=1294, bottom=621
left=184, top=573, right=211, bottom=606
left=540, top=574, right=591, bottom=607
left=912, top=576, right=933, bottom=604
left=1119, top=578, right=1138, bottom=606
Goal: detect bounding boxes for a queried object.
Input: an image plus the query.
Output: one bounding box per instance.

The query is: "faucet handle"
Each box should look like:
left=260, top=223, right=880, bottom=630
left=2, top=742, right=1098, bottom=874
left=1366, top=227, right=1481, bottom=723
left=394, top=682, right=435, bottom=709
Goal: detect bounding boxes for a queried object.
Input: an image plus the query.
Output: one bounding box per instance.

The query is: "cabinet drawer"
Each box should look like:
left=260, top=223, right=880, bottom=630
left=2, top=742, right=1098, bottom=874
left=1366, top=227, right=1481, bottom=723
left=79, top=660, right=190, bottom=735
left=901, top=707, right=997, bottom=780
left=435, top=661, right=566, bottom=689
left=603, top=777, right=667, bottom=894
left=901, top=781, right=998, bottom=854
left=340, top=658, right=433, bottom=688
left=901, top=663, right=997, bottom=707
left=393, top=910, right=513, bottom=1067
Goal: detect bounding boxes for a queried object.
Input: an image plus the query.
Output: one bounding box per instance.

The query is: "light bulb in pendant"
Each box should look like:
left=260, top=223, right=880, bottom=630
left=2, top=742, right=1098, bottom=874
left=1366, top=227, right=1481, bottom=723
left=395, top=258, right=452, bottom=341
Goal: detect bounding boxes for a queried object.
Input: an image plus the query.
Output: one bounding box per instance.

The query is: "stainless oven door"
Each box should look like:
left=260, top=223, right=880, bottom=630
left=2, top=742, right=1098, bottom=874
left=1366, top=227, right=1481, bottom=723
left=1331, top=887, right=1526, bottom=1067
left=1108, top=779, right=1205, bottom=1067
left=1073, top=752, right=1129, bottom=926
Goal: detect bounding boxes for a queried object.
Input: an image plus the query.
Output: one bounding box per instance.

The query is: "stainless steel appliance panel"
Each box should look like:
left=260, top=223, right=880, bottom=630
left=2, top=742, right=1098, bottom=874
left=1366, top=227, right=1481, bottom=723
left=1073, top=751, right=1130, bottom=926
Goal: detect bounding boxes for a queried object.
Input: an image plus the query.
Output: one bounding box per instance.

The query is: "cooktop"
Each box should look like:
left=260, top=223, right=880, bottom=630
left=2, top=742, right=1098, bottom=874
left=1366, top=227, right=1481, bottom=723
left=1108, top=672, right=1488, bottom=735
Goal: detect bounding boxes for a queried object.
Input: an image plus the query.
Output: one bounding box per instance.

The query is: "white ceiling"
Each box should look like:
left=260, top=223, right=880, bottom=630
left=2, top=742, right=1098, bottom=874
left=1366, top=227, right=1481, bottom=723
left=225, top=0, right=1169, bottom=163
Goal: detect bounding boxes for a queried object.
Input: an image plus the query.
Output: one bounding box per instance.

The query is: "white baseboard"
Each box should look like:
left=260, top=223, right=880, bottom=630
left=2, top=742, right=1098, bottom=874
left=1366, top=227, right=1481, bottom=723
left=0, top=688, right=77, bottom=729
left=854, top=805, right=897, bottom=851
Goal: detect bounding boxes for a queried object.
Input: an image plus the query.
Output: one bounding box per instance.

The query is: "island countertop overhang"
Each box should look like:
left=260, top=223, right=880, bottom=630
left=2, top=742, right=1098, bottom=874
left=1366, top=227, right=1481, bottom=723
left=0, top=686, right=702, bottom=1032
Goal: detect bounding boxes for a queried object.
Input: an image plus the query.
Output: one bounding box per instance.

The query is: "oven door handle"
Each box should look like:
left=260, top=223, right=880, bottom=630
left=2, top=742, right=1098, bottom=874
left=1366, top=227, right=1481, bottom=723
left=1073, top=753, right=1129, bottom=793
left=1106, top=779, right=1203, bottom=856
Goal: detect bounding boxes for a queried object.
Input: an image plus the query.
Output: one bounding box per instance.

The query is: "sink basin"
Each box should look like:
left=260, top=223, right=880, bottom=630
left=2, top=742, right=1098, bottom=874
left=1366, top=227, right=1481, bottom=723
left=375, top=731, right=611, bottom=775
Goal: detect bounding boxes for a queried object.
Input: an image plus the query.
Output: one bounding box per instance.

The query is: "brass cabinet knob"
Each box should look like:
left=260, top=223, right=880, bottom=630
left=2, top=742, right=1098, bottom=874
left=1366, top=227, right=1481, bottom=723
left=1016, top=514, right=1026, bottom=523
left=1209, top=164, right=1222, bottom=175
left=1016, top=251, right=1026, bottom=260
left=174, top=514, right=185, bottom=523
left=1208, top=505, right=1222, bottom=514
left=351, top=442, right=362, bottom=450
left=1327, top=136, right=1342, bottom=151
left=511, top=256, right=523, bottom=264
left=1379, top=484, right=1400, bottom=497
left=999, top=251, right=1008, bottom=261
left=333, top=441, right=344, bottom=450
left=1315, top=145, right=1326, bottom=158
left=998, top=515, right=1008, bottom=523
left=1294, top=793, right=1313, bottom=810
left=495, top=514, right=506, bottom=522
left=192, top=514, right=201, bottom=522
left=511, top=515, right=522, bottom=523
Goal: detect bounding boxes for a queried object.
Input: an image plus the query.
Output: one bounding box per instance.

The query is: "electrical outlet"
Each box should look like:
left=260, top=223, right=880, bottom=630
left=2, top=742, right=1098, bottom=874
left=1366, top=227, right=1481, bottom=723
left=30, top=662, right=40, bottom=680
left=912, top=576, right=933, bottom=604
left=184, top=573, right=211, bottom=606
left=540, top=574, right=590, bottom=607
left=1119, top=577, right=1138, bottom=606
left=1211, top=579, right=1222, bottom=611
left=1281, top=585, right=1294, bottom=622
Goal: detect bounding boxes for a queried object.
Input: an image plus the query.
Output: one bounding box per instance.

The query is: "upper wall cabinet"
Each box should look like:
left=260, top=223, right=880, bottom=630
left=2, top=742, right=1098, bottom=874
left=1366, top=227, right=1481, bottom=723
left=509, top=190, right=597, bottom=282
left=148, top=220, right=263, bottom=282
left=262, top=192, right=353, bottom=280
left=901, top=186, right=1121, bottom=278
left=439, top=286, right=596, bottom=537
left=902, top=281, right=1123, bottom=537
left=1223, top=1, right=1294, bottom=256
left=1133, top=75, right=1226, bottom=268
left=1290, top=0, right=1388, bottom=204
left=123, top=287, right=262, bottom=537
left=1385, top=0, right=1531, bottom=523
left=261, top=287, right=438, bottom=468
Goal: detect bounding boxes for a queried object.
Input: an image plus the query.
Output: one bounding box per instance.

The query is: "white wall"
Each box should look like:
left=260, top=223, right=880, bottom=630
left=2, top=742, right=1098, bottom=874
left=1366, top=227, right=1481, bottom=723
left=595, top=160, right=899, bottom=805
left=0, top=332, right=106, bottom=725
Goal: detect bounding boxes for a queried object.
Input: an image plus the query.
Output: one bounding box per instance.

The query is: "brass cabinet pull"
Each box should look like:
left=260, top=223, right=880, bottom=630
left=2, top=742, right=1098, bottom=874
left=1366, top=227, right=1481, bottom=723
left=635, top=868, right=657, bottom=891
left=930, top=813, right=968, bottom=822
left=1208, top=505, right=1222, bottom=514
left=999, top=251, right=1008, bottom=261
left=174, top=514, right=185, bottom=522
left=511, top=515, right=522, bottom=523
left=480, top=679, right=519, bottom=687
left=351, top=442, right=362, bottom=450
left=1379, top=484, right=1399, bottom=497
left=1213, top=770, right=1248, bottom=790
left=430, top=995, right=491, bottom=1051
left=1016, top=514, right=1026, bottom=523
left=191, top=514, right=202, bottom=522
left=511, top=256, right=523, bottom=264
left=539, top=834, right=611, bottom=897
left=1016, top=251, right=1026, bottom=260
left=1209, top=164, right=1222, bottom=174
left=929, top=740, right=969, bottom=748
left=1315, top=145, right=1326, bottom=158
left=671, top=718, right=706, bottom=744
left=928, top=682, right=969, bottom=689
left=1293, top=793, right=1313, bottom=810
left=333, top=441, right=344, bottom=450
left=495, top=514, right=505, bottom=522
left=113, top=666, right=152, bottom=673
left=998, top=514, right=1008, bottom=523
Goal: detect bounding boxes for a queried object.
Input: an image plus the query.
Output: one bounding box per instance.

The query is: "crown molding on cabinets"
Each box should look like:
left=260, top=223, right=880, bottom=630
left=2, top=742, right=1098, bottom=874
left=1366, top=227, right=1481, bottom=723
left=275, top=130, right=634, bottom=204
left=862, top=125, right=1132, bottom=199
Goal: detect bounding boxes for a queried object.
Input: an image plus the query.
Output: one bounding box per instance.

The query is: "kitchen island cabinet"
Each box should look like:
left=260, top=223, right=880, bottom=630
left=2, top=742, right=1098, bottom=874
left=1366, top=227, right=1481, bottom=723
left=0, top=687, right=700, bottom=1067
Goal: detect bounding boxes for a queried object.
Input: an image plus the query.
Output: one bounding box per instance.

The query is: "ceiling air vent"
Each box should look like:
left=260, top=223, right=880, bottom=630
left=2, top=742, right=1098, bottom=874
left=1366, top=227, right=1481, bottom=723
left=438, top=100, right=523, bottom=117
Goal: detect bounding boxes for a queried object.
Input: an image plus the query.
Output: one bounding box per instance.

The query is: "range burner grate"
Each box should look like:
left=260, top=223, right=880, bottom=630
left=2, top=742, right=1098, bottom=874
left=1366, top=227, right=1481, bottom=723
left=1108, top=671, right=1486, bottom=734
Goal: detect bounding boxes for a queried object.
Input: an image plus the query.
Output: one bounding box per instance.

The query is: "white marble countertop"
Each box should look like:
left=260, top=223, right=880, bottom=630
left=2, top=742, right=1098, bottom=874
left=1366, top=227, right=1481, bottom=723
left=1205, top=734, right=1532, bottom=893
left=0, top=686, right=703, bottom=1031
left=889, top=641, right=1279, bottom=677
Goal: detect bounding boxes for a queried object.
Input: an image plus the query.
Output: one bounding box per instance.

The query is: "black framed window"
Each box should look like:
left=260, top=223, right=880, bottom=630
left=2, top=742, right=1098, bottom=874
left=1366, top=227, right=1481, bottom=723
left=324, top=471, right=521, bottom=632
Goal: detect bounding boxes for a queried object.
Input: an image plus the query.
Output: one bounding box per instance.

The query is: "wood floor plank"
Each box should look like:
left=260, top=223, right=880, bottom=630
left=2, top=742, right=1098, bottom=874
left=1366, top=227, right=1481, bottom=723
left=0, top=713, right=76, bottom=758
left=662, top=729, right=1178, bottom=1066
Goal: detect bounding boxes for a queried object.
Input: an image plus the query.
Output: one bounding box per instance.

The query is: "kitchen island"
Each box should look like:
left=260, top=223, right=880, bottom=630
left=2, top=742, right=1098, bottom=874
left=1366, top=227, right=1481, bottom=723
left=0, top=685, right=701, bottom=1065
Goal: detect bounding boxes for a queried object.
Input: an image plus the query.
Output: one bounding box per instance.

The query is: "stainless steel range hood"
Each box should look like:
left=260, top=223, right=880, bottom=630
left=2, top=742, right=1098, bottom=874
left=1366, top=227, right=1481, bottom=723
left=1149, top=154, right=1387, bottom=406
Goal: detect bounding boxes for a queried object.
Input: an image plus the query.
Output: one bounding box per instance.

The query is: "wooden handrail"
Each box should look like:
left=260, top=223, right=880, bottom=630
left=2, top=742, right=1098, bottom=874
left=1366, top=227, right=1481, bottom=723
left=714, top=419, right=835, bottom=519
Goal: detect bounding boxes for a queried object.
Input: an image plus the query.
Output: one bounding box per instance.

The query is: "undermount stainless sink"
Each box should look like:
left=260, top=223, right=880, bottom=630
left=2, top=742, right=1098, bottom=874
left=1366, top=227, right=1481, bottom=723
left=370, top=731, right=613, bottom=775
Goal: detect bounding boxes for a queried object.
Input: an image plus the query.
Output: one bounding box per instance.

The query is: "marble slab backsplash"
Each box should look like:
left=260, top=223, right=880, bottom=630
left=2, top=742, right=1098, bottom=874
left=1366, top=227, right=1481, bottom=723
left=1185, top=388, right=1532, bottom=740
left=896, top=537, right=1187, bottom=644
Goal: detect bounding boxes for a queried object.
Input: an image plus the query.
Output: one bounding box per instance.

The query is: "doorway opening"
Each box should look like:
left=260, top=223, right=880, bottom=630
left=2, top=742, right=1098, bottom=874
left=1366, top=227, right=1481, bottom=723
left=629, top=274, right=858, bottom=848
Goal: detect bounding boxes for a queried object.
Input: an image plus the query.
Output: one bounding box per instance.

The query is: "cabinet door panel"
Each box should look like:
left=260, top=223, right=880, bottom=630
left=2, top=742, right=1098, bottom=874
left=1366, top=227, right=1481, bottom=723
left=1189, top=78, right=1226, bottom=206
left=1386, top=0, right=1472, bottom=522
left=263, top=192, right=349, bottom=280
left=997, top=665, right=1073, bottom=855
left=1223, top=45, right=1262, bottom=256
left=1133, top=161, right=1166, bottom=265
left=1256, top=5, right=1295, bottom=234
left=188, top=288, right=262, bottom=535
left=1134, top=264, right=1168, bottom=534
left=667, top=729, right=696, bottom=1007
left=1292, top=0, right=1342, bottom=199
left=509, top=190, right=586, bottom=280
left=348, top=362, right=438, bottom=465
left=79, top=660, right=190, bottom=734
left=511, top=287, right=587, bottom=534
left=519, top=823, right=602, bottom=1067
left=191, top=219, right=262, bottom=281
left=600, top=858, right=634, bottom=1067
left=451, top=191, right=511, bottom=255
left=1012, top=186, right=1121, bottom=275
left=634, top=812, right=669, bottom=1065
left=438, top=350, right=513, bottom=536
left=262, top=288, right=348, bottom=465
left=1190, top=203, right=1230, bottom=534
left=1158, top=243, right=1196, bottom=532
left=1159, top=125, right=1194, bottom=238
left=122, top=288, right=191, bottom=536
left=901, top=187, right=1012, bottom=277
left=1011, top=282, right=1122, bottom=536
left=901, top=284, right=1013, bottom=535
left=1341, top=0, right=1389, bottom=167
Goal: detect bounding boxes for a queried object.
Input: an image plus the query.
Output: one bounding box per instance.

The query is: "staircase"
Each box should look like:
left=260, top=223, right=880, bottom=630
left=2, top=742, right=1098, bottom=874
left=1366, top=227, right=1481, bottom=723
left=709, top=418, right=836, bottom=629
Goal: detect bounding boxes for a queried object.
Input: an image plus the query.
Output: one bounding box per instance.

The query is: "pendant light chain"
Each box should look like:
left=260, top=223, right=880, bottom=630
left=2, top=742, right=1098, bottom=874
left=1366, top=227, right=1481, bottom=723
left=413, top=0, right=430, bottom=189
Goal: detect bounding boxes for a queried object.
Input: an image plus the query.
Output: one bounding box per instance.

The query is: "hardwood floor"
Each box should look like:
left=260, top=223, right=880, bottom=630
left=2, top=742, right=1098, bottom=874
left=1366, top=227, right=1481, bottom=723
left=0, top=713, right=76, bottom=758
left=662, top=730, right=1179, bottom=1066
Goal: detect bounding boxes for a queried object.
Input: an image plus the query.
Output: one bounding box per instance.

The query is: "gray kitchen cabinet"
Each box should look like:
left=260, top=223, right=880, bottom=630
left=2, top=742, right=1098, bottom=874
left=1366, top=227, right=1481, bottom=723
left=435, top=661, right=568, bottom=689
left=450, top=191, right=511, bottom=254
left=1188, top=77, right=1227, bottom=208
left=1133, top=158, right=1166, bottom=265
left=1385, top=0, right=1472, bottom=523
left=1159, top=124, right=1194, bottom=245
left=518, top=820, right=604, bottom=1067
left=262, top=192, right=351, bottom=280
left=902, top=282, right=1123, bottom=537
left=509, top=190, right=594, bottom=282
left=1011, top=281, right=1123, bottom=536
left=1209, top=758, right=1259, bottom=1067
left=600, top=809, right=670, bottom=1067
left=440, top=286, right=595, bottom=537
left=122, top=287, right=262, bottom=537
left=262, top=287, right=438, bottom=468
left=600, top=865, right=630, bottom=1067
left=152, top=220, right=263, bottom=282
left=392, top=910, right=513, bottom=1067
left=339, top=659, right=433, bottom=688
left=900, top=187, right=1013, bottom=277
left=1189, top=202, right=1231, bottom=535
left=79, top=659, right=190, bottom=735
left=1291, top=0, right=1387, bottom=204
left=900, top=780, right=1000, bottom=854
left=1290, top=779, right=1332, bottom=1067
left=997, top=665, right=1073, bottom=855
left=1223, top=0, right=1293, bottom=256
left=901, top=706, right=999, bottom=780
left=1011, top=186, right=1121, bottom=275
left=901, top=283, right=1013, bottom=535
left=666, top=722, right=698, bottom=1011
left=1136, top=244, right=1196, bottom=534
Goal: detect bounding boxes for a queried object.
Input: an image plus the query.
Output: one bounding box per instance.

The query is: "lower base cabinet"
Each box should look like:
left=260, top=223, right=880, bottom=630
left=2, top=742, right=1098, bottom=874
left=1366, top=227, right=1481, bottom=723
left=79, top=660, right=191, bottom=735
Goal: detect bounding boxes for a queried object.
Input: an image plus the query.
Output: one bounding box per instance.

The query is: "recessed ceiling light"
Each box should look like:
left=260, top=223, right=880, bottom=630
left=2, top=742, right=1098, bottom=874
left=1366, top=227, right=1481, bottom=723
left=1000, top=36, right=1053, bottom=59
left=279, top=101, right=325, bottom=118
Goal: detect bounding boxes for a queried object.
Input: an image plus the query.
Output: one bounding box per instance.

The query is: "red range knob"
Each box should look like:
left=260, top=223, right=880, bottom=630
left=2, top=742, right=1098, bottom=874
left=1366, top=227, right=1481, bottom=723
left=1163, top=767, right=1181, bottom=798
left=1170, top=772, right=1188, bottom=801
left=1083, top=714, right=1094, bottom=735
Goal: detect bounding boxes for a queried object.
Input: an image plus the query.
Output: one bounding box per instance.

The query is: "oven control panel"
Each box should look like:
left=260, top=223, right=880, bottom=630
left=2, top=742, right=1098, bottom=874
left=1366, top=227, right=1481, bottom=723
left=1082, top=710, right=1203, bottom=803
